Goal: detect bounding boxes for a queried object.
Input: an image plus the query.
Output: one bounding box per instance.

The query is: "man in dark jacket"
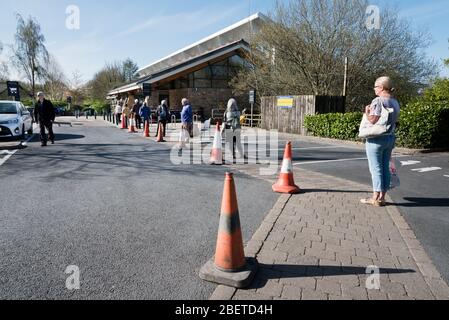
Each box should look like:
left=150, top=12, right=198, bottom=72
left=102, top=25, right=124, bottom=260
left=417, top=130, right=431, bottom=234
left=156, top=100, right=170, bottom=137
left=132, top=99, right=142, bottom=130
left=34, top=92, right=56, bottom=147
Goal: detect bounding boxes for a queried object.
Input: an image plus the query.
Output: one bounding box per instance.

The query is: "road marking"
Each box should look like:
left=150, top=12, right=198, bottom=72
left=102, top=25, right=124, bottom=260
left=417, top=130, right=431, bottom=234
left=0, top=150, right=17, bottom=166
left=445, top=175, right=449, bottom=178
left=0, top=150, right=16, bottom=155
left=0, top=131, right=36, bottom=167
left=411, top=167, right=442, bottom=173
left=293, top=155, right=409, bottom=166
left=401, top=160, right=421, bottom=166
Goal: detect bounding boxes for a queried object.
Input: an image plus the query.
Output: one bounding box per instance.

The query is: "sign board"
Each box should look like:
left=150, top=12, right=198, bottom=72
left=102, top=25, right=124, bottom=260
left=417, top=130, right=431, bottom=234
left=249, top=90, right=256, bottom=104
left=142, top=83, right=151, bottom=97
left=277, top=96, right=294, bottom=109
left=7, top=81, right=20, bottom=100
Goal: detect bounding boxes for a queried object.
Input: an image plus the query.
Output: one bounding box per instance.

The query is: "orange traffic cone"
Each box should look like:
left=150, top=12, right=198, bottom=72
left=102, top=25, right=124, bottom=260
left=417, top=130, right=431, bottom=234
left=156, top=122, right=165, bottom=142
left=272, top=141, right=301, bottom=194
left=128, top=115, right=137, bottom=133
left=143, top=120, right=150, bottom=138
left=199, top=172, right=258, bottom=288
left=209, top=123, right=223, bottom=165
left=120, top=114, right=126, bottom=129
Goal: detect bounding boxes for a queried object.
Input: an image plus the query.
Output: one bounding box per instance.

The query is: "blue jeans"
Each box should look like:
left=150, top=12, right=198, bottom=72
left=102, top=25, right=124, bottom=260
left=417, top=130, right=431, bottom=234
left=366, top=135, right=396, bottom=193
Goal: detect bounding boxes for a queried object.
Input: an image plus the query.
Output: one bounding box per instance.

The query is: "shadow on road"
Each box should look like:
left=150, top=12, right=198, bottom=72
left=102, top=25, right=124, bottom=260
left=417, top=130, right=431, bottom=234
left=246, top=264, right=416, bottom=290
left=395, top=197, right=449, bottom=208
left=53, top=134, right=85, bottom=141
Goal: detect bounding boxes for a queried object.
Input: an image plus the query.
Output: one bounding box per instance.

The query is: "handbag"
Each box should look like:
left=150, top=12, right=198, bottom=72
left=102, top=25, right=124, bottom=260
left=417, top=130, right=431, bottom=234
left=358, top=98, right=393, bottom=139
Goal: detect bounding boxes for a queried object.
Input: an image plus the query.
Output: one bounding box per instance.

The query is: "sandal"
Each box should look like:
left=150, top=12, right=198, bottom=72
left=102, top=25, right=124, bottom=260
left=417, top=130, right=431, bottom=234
left=360, top=198, right=385, bottom=207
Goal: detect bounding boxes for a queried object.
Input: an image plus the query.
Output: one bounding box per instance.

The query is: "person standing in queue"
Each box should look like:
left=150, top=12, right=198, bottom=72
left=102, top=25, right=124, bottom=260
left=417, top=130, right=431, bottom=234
left=223, top=98, right=245, bottom=160
left=132, top=99, right=142, bottom=130
left=139, top=97, right=151, bottom=127
left=115, top=99, right=123, bottom=125
left=181, top=98, right=193, bottom=138
left=361, top=76, right=400, bottom=207
left=156, top=100, right=170, bottom=138
left=34, top=92, right=56, bottom=147
left=122, top=101, right=131, bottom=129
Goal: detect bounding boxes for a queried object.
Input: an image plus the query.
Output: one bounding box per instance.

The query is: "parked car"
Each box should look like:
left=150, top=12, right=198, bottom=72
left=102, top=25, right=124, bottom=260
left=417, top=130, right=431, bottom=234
left=0, top=101, right=34, bottom=139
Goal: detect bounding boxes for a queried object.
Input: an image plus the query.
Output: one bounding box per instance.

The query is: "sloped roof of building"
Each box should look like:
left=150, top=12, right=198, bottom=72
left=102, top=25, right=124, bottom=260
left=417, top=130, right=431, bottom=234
left=137, top=12, right=265, bottom=77
left=107, top=13, right=266, bottom=97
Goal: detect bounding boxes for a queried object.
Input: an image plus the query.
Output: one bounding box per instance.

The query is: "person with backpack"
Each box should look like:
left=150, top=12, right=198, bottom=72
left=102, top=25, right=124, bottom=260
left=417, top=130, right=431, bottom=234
left=223, top=98, right=245, bottom=160
left=156, top=100, right=169, bottom=137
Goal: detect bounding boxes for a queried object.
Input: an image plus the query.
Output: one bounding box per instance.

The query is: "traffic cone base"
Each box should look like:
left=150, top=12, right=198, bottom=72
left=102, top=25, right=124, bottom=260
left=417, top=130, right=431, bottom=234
left=128, top=117, right=137, bottom=133
left=272, top=174, right=301, bottom=194
left=156, top=123, right=165, bottom=142
left=143, top=120, right=150, bottom=137
left=120, top=114, right=126, bottom=129
left=199, top=172, right=258, bottom=289
left=210, top=149, right=223, bottom=165
left=199, top=257, right=258, bottom=289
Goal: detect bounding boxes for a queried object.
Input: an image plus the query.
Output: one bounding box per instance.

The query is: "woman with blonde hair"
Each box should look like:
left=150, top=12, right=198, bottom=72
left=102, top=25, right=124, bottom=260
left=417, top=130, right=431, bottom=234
left=361, top=76, right=400, bottom=207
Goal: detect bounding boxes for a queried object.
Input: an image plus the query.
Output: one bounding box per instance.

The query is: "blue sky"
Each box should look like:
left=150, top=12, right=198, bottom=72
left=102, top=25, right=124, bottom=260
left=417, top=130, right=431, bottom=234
left=1, top=0, right=448, bottom=83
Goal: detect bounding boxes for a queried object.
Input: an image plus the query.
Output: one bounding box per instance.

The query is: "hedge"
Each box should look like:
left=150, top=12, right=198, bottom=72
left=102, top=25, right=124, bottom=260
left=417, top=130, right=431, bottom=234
left=304, top=101, right=449, bottom=149
left=396, top=101, right=449, bottom=149
left=303, top=112, right=362, bottom=141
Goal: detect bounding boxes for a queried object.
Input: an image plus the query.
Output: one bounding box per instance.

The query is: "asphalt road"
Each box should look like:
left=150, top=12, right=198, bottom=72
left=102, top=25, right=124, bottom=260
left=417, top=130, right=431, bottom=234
left=0, top=118, right=278, bottom=300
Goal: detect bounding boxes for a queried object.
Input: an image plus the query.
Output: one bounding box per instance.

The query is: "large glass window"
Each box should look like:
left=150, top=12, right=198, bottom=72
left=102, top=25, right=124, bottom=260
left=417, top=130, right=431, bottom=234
left=177, top=54, right=248, bottom=89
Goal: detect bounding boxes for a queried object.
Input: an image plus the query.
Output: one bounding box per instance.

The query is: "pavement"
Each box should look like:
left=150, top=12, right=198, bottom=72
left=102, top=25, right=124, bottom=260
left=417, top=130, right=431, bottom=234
left=211, top=165, right=449, bottom=300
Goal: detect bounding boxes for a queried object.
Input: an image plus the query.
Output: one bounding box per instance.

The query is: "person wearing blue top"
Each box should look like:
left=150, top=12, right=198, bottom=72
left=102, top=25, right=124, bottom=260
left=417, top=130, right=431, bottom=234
left=361, top=76, right=400, bottom=207
left=139, top=97, right=151, bottom=125
left=181, top=98, right=193, bottom=138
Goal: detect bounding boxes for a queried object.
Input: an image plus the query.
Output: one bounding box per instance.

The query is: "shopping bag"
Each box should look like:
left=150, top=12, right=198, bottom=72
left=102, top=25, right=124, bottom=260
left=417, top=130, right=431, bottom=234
left=390, top=159, right=400, bottom=189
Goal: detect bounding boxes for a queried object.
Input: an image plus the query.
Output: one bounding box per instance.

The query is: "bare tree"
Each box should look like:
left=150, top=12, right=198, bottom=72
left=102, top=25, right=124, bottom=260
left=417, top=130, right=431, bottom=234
left=11, top=14, right=49, bottom=98
left=68, top=70, right=86, bottom=108
left=122, top=58, right=139, bottom=82
left=87, top=61, right=130, bottom=102
left=42, top=55, right=68, bottom=101
left=231, top=0, right=439, bottom=110
left=0, top=41, right=9, bottom=81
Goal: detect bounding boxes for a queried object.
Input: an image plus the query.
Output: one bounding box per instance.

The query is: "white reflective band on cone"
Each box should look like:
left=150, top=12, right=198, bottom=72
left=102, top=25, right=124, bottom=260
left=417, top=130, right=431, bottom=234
left=213, top=132, right=222, bottom=149
left=281, top=159, right=293, bottom=173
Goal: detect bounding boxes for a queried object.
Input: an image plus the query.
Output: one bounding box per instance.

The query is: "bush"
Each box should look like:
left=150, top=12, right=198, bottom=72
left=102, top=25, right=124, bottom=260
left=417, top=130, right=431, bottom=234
left=304, top=101, right=449, bottom=149
left=396, top=101, right=449, bottom=149
left=304, top=112, right=362, bottom=141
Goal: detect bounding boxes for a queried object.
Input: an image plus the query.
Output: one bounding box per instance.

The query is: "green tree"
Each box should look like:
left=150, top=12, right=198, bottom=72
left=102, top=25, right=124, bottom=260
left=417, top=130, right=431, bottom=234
left=422, top=78, right=449, bottom=102
left=11, top=14, right=49, bottom=99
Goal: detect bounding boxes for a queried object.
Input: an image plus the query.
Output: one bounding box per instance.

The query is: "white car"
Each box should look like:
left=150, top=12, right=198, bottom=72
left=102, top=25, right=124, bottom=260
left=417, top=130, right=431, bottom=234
left=0, top=100, right=34, bottom=139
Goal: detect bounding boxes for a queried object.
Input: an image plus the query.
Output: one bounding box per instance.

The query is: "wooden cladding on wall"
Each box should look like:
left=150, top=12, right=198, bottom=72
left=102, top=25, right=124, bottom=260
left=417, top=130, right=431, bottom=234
left=261, top=95, right=345, bottom=135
